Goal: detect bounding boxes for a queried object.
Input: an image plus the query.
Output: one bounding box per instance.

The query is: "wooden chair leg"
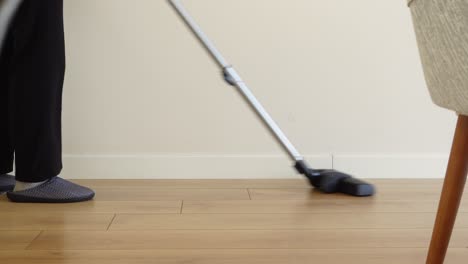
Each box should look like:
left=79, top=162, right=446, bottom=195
left=426, top=115, right=468, bottom=264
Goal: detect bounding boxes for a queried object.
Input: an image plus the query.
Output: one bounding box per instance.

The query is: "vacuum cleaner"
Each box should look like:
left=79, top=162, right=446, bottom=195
left=168, top=0, right=375, bottom=197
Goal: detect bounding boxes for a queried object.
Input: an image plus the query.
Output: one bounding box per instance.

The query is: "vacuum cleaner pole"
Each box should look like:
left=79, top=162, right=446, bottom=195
left=168, top=0, right=375, bottom=197
left=168, top=0, right=303, bottom=162
left=168, top=0, right=228, bottom=69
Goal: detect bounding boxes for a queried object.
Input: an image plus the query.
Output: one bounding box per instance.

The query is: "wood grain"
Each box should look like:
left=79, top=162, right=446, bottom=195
left=427, top=115, right=468, bottom=264
left=72, top=179, right=312, bottom=189
left=72, top=179, right=454, bottom=190
left=248, top=188, right=445, bottom=201
left=1, top=249, right=468, bottom=264
left=92, top=188, right=250, bottom=201
left=0, top=199, right=182, bottom=214
left=27, top=229, right=468, bottom=250
left=181, top=199, right=468, bottom=213
left=0, top=231, right=41, bottom=250
left=109, top=212, right=468, bottom=230
left=0, top=213, right=114, bottom=230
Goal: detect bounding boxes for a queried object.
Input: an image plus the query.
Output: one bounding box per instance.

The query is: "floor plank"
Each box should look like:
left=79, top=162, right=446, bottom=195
left=109, top=212, right=468, bottom=230
left=2, top=178, right=452, bottom=190
left=0, top=231, right=41, bottom=250
left=0, top=198, right=182, bottom=214
left=248, top=188, right=445, bottom=201
left=92, top=188, right=250, bottom=201
left=66, top=179, right=462, bottom=202
left=27, top=229, right=468, bottom=250
left=182, top=199, right=463, bottom=213
left=75, top=185, right=450, bottom=202
left=0, top=213, right=114, bottom=230
left=73, top=179, right=452, bottom=189
left=73, top=179, right=312, bottom=189
left=2, top=249, right=468, bottom=264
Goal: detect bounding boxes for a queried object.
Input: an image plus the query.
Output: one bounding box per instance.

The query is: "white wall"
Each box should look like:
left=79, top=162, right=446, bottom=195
left=61, top=0, right=456, bottom=179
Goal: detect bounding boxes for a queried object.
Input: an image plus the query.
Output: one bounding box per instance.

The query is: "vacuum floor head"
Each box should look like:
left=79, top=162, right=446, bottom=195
left=295, top=161, right=375, bottom=197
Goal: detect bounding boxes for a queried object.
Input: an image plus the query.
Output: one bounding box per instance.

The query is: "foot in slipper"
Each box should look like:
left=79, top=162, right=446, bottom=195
left=0, top=174, right=15, bottom=193
left=7, top=177, right=95, bottom=203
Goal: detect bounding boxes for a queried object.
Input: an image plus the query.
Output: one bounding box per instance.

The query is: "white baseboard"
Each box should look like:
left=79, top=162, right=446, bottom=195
left=333, top=154, right=449, bottom=179
left=61, top=153, right=449, bottom=179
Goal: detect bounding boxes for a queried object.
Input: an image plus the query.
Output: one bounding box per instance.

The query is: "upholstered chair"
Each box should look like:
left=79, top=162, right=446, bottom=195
left=408, top=0, right=468, bottom=263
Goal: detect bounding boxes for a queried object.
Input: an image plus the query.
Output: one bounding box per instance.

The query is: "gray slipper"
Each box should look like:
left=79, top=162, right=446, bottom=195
left=0, top=174, right=15, bottom=193
left=7, top=177, right=95, bottom=203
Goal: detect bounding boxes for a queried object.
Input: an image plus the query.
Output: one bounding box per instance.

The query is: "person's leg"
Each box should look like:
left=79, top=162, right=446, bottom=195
left=5, top=0, right=94, bottom=202
left=0, top=26, right=16, bottom=192
left=9, top=0, right=64, bottom=183
left=0, top=28, right=14, bottom=176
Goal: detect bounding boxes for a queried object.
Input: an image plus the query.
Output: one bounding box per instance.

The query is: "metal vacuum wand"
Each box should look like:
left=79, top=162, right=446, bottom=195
left=168, top=0, right=375, bottom=197
left=168, top=0, right=303, bottom=162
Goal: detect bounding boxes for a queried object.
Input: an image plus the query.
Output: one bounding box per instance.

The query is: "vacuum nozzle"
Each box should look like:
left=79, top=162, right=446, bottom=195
left=295, top=160, right=375, bottom=197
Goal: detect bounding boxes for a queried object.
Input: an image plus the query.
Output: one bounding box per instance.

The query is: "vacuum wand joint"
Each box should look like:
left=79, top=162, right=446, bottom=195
left=223, top=66, right=242, bottom=86
left=223, top=67, right=237, bottom=86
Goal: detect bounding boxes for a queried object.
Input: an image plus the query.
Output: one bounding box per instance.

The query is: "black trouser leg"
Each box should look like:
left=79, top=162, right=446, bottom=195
left=2, top=0, right=65, bottom=182
left=0, top=30, right=14, bottom=175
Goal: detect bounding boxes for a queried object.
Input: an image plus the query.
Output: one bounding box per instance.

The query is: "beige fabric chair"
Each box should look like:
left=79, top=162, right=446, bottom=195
left=408, top=0, right=468, bottom=263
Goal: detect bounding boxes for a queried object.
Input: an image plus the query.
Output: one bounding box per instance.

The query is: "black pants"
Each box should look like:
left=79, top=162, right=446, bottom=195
left=0, top=0, right=65, bottom=182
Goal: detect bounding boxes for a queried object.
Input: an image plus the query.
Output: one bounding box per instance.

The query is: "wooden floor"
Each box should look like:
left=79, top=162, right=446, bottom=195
left=1, top=178, right=468, bottom=264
